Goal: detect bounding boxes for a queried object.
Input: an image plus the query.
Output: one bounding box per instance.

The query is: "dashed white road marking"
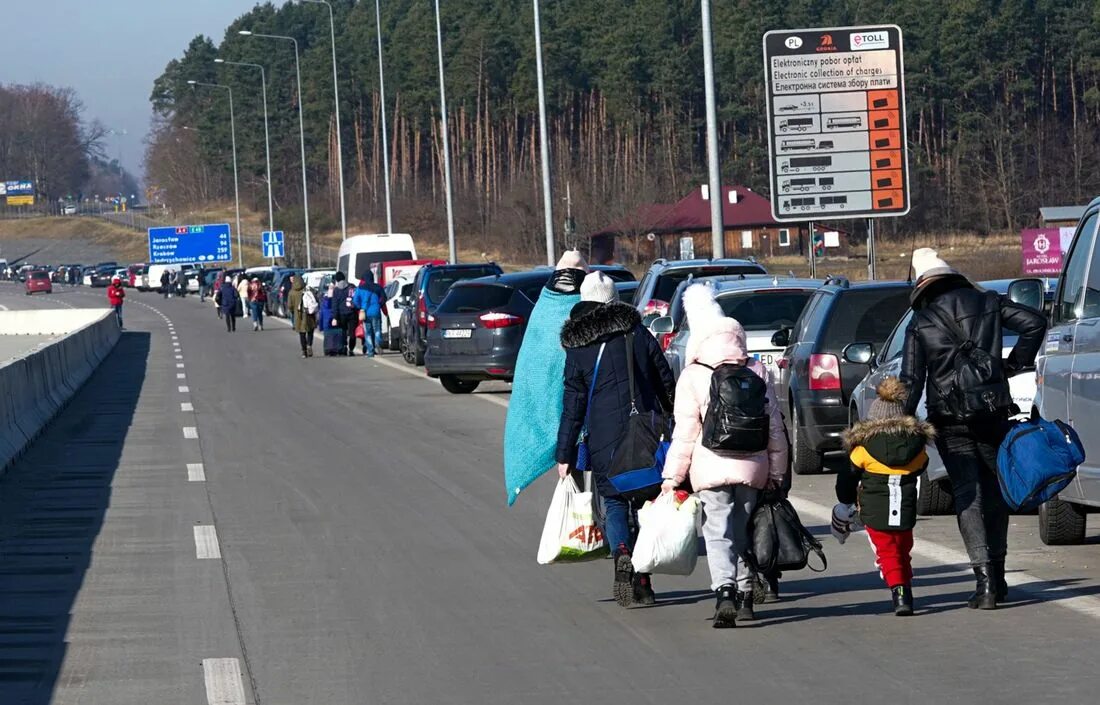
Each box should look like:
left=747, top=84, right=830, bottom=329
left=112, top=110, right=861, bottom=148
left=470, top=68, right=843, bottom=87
left=193, top=525, right=222, bottom=559
left=177, top=373, right=187, bottom=379
left=177, top=363, right=185, bottom=368
left=181, top=402, right=194, bottom=412
left=202, top=658, right=246, bottom=705
left=179, top=385, right=190, bottom=393
left=187, top=463, right=206, bottom=482
left=183, top=426, right=198, bottom=439
left=175, top=354, right=183, bottom=360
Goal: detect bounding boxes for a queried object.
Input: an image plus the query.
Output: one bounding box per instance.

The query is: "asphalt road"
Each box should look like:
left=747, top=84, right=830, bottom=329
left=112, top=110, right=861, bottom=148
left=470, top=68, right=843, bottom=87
left=2, top=281, right=1100, bottom=704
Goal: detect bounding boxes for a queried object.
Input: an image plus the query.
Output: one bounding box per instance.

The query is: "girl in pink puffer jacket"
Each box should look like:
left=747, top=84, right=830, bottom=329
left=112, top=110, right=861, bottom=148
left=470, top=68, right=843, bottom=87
left=660, top=283, right=788, bottom=628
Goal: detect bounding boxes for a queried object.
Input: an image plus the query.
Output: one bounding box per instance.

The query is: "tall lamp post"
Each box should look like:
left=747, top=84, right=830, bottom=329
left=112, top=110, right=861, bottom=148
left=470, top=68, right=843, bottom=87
left=433, top=0, right=457, bottom=264
left=187, top=80, right=244, bottom=268
left=532, top=0, right=555, bottom=266
left=239, top=31, right=312, bottom=268
left=302, top=0, right=347, bottom=240
left=700, top=0, right=725, bottom=258
left=374, top=0, right=394, bottom=233
left=215, top=58, right=275, bottom=250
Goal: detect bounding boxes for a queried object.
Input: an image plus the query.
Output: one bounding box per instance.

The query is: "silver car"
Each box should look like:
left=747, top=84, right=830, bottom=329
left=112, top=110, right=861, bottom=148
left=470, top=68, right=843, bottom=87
left=652, top=276, right=823, bottom=381
left=846, top=278, right=1050, bottom=516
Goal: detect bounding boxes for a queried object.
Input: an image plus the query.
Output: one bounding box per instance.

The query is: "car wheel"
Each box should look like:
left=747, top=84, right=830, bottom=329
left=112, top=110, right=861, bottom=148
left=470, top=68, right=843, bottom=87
left=915, top=474, right=955, bottom=516
left=400, top=333, right=422, bottom=366
left=791, top=403, right=823, bottom=475
left=440, top=375, right=479, bottom=394
left=1038, top=498, right=1087, bottom=545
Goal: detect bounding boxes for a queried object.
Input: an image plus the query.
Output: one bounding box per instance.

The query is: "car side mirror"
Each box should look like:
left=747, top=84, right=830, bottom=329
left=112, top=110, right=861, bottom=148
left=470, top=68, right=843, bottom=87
left=771, top=328, right=791, bottom=348
left=650, top=316, right=674, bottom=335
left=1007, top=278, right=1044, bottom=312
left=842, top=342, right=876, bottom=367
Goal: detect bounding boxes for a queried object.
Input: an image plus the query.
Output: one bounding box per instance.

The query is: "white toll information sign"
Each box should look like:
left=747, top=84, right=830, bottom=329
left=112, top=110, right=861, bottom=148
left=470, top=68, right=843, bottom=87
left=763, top=25, right=909, bottom=221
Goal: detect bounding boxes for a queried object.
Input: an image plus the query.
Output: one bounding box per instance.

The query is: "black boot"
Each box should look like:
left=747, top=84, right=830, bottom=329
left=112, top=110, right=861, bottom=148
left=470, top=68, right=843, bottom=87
left=612, top=545, right=635, bottom=608
left=632, top=573, right=656, bottom=606
left=762, top=571, right=781, bottom=603
left=735, top=588, right=756, bottom=621
left=713, top=585, right=737, bottom=629
left=891, top=585, right=914, bottom=616
left=967, top=564, right=998, bottom=610
left=991, top=559, right=1008, bottom=602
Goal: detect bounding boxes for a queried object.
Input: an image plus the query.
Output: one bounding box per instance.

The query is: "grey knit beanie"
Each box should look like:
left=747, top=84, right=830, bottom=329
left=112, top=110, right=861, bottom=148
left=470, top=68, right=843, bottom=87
left=867, top=377, right=907, bottom=421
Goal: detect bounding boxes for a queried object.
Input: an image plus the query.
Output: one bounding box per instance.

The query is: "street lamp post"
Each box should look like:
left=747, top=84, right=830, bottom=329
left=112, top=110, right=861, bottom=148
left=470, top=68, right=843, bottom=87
left=433, top=0, right=457, bottom=264
left=532, top=0, right=555, bottom=266
left=239, top=31, right=312, bottom=268
left=215, top=58, right=275, bottom=255
left=374, top=0, right=394, bottom=233
left=700, top=0, right=725, bottom=258
left=188, top=81, right=244, bottom=268
left=302, top=0, right=347, bottom=241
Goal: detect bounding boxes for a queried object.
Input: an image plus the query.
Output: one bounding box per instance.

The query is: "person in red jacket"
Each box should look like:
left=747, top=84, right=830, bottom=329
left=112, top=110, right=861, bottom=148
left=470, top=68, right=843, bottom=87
left=107, top=276, right=126, bottom=329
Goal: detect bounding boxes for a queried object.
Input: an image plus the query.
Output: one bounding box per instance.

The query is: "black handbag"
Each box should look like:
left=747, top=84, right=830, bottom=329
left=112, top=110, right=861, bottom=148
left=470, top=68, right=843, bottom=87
left=747, top=491, right=827, bottom=574
left=606, top=332, right=672, bottom=505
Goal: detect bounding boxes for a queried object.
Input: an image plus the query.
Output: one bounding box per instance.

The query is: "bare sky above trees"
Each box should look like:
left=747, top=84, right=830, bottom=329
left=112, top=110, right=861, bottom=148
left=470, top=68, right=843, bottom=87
left=0, top=0, right=260, bottom=181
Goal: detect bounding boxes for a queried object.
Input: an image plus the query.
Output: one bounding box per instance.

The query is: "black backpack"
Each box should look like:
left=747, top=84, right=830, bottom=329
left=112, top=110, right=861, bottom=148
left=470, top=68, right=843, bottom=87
left=695, top=362, right=769, bottom=453
left=924, top=296, right=1013, bottom=421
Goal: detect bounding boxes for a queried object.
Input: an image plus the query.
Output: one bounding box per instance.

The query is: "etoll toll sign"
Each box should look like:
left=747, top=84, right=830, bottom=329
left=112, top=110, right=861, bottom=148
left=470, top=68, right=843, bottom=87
left=763, top=25, right=910, bottom=222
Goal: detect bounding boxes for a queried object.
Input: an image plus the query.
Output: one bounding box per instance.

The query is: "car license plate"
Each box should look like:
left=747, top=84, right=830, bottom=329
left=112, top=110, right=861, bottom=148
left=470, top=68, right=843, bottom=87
left=443, top=329, right=473, bottom=339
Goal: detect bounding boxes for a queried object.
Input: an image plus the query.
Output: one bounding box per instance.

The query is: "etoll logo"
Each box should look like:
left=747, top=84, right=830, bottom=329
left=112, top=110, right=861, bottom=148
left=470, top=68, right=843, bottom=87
left=850, top=31, right=889, bottom=50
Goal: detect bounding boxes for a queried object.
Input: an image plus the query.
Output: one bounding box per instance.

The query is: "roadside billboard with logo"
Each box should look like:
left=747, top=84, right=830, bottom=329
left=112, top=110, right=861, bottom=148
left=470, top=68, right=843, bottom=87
left=1021, top=227, right=1075, bottom=275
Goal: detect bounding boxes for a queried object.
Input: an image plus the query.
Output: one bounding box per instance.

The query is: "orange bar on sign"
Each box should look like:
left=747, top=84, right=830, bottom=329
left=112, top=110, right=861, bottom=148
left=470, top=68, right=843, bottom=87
left=869, top=110, right=900, bottom=131
left=870, top=149, right=902, bottom=171
left=871, top=169, right=904, bottom=190
left=872, top=189, right=904, bottom=210
left=867, top=90, right=898, bottom=111
left=869, top=130, right=901, bottom=151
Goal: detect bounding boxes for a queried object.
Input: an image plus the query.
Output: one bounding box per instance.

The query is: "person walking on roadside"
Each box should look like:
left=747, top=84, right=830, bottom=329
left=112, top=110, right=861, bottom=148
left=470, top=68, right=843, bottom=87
left=660, top=284, right=788, bottom=628
left=248, top=276, right=267, bottom=331
left=899, top=248, right=1046, bottom=610
left=160, top=269, right=171, bottom=299
left=555, top=271, right=675, bottom=608
left=320, top=283, right=341, bottom=356
left=834, top=377, right=934, bottom=617
left=107, top=276, right=126, bottom=329
left=219, top=275, right=240, bottom=332
left=352, top=272, right=387, bottom=357
left=287, top=275, right=318, bottom=358
left=331, top=272, right=356, bottom=356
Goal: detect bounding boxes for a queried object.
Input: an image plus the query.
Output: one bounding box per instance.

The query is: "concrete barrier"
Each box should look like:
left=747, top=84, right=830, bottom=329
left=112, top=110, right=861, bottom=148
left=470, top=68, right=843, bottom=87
left=0, top=308, right=121, bottom=473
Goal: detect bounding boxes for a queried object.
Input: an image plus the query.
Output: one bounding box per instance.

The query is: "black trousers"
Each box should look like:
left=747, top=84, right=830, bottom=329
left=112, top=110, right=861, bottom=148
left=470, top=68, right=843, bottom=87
left=298, top=331, right=315, bottom=350
left=225, top=313, right=236, bottom=332
left=344, top=318, right=358, bottom=353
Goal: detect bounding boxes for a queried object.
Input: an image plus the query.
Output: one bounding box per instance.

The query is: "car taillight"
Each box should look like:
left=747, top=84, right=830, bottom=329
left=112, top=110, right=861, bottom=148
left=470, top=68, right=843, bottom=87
left=427, top=314, right=438, bottom=330
left=417, top=296, right=427, bottom=326
left=658, top=332, right=674, bottom=351
left=778, top=358, right=789, bottom=370
left=809, top=353, right=841, bottom=391
left=479, top=312, right=524, bottom=329
left=643, top=299, right=670, bottom=318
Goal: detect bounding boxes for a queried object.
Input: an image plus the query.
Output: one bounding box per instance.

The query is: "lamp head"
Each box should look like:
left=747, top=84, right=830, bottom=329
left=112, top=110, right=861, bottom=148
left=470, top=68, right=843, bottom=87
left=238, top=30, right=253, bottom=36
left=214, top=58, right=225, bottom=64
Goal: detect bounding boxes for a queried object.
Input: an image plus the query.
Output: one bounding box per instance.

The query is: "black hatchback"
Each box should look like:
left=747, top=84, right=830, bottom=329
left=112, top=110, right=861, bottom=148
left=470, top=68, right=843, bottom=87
left=425, top=270, right=551, bottom=393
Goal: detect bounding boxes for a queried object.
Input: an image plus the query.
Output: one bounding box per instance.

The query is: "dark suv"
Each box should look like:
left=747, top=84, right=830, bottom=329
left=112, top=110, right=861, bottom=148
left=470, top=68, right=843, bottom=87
left=632, top=258, right=767, bottom=322
left=398, top=262, right=504, bottom=366
left=773, top=277, right=913, bottom=475
left=426, top=270, right=551, bottom=393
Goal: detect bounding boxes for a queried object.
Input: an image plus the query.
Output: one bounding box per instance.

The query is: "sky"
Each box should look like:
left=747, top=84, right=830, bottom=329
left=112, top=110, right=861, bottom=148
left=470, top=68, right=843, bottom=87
left=0, top=0, right=264, bottom=181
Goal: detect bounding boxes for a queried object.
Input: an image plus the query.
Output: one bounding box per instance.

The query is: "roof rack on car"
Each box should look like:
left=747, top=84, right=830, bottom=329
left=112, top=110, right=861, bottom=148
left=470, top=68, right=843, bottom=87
left=823, top=275, right=850, bottom=288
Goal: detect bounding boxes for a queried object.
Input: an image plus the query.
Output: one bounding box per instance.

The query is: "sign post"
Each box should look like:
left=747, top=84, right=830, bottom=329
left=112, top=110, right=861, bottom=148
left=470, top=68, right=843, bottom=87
left=261, top=231, right=285, bottom=261
left=148, top=224, right=233, bottom=265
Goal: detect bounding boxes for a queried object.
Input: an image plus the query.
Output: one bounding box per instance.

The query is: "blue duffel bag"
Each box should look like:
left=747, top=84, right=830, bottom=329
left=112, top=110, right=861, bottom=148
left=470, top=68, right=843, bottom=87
left=996, top=418, right=1084, bottom=511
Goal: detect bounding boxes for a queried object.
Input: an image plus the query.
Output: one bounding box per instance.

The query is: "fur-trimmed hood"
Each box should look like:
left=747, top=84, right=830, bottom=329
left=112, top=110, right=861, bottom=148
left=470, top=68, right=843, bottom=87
left=560, top=301, right=640, bottom=349
left=843, top=415, right=935, bottom=451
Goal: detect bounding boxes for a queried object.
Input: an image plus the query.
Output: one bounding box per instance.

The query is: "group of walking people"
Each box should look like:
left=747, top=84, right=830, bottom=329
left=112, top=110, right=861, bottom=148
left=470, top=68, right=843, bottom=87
left=213, top=272, right=269, bottom=332
left=505, top=246, right=1046, bottom=628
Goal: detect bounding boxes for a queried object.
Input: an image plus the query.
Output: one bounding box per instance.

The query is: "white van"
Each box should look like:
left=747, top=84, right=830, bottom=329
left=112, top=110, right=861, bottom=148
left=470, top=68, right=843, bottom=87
left=336, top=233, right=416, bottom=283
left=146, top=264, right=180, bottom=290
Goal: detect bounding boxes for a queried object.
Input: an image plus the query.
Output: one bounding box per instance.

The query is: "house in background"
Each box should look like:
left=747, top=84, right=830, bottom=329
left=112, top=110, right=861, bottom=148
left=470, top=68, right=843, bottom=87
left=589, top=185, right=843, bottom=264
left=1040, top=205, right=1087, bottom=229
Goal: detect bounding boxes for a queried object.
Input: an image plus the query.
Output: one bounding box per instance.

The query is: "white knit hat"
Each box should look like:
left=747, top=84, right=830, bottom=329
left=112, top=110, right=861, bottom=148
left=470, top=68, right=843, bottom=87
left=682, top=283, right=746, bottom=365
left=555, top=249, right=588, bottom=272
left=911, top=247, right=955, bottom=282
left=580, top=271, right=617, bottom=303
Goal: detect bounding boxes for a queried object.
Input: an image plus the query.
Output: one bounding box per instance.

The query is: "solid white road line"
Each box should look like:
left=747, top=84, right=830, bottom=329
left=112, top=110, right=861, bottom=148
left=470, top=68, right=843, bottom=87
left=181, top=402, right=194, bottom=412
left=193, top=525, right=221, bottom=559
left=187, top=463, right=206, bottom=482
left=183, top=426, right=198, bottom=439
left=370, top=355, right=511, bottom=409
left=202, top=658, right=246, bottom=705
left=787, top=496, right=1100, bottom=621
left=179, top=385, right=190, bottom=393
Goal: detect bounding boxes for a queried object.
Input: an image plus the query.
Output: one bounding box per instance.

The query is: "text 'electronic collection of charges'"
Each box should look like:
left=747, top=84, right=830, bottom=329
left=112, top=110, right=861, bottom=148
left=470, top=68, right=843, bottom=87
left=763, top=26, right=910, bottom=222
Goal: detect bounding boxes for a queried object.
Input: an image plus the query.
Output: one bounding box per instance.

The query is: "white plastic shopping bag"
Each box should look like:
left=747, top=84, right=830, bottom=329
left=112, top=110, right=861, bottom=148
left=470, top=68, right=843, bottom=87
left=537, top=475, right=608, bottom=564
left=632, top=493, right=701, bottom=575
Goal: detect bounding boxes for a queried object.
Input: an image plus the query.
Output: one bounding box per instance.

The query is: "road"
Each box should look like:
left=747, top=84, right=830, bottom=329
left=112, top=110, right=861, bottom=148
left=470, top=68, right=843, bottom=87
left=2, top=281, right=1100, bottom=705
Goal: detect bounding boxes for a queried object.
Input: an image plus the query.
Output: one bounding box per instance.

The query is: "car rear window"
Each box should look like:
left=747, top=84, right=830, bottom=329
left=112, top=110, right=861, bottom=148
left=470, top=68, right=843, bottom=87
left=653, top=265, right=766, bottom=303
left=30, top=272, right=48, bottom=280
left=715, top=291, right=814, bottom=332
left=438, top=285, right=512, bottom=313
left=426, top=267, right=501, bottom=304
left=821, top=289, right=912, bottom=350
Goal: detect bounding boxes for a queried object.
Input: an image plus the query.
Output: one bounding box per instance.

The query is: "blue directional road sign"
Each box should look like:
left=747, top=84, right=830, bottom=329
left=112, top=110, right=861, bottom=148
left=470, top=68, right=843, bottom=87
left=148, top=223, right=232, bottom=265
left=262, top=230, right=285, bottom=259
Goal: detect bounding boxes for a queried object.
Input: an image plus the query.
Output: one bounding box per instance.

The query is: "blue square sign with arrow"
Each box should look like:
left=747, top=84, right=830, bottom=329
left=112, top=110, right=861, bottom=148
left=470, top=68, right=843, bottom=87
left=262, top=231, right=284, bottom=259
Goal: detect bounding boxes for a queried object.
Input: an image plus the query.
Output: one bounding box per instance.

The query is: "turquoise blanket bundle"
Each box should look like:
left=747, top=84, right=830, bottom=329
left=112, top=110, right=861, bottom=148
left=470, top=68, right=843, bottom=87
left=503, top=288, right=579, bottom=505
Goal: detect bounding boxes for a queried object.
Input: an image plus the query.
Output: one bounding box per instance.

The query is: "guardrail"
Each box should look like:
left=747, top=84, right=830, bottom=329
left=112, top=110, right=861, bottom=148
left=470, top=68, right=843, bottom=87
left=0, top=309, right=121, bottom=473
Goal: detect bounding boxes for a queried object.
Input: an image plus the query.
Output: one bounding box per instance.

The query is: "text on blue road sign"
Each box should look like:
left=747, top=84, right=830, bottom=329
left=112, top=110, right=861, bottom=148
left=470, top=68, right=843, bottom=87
left=148, top=223, right=233, bottom=265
